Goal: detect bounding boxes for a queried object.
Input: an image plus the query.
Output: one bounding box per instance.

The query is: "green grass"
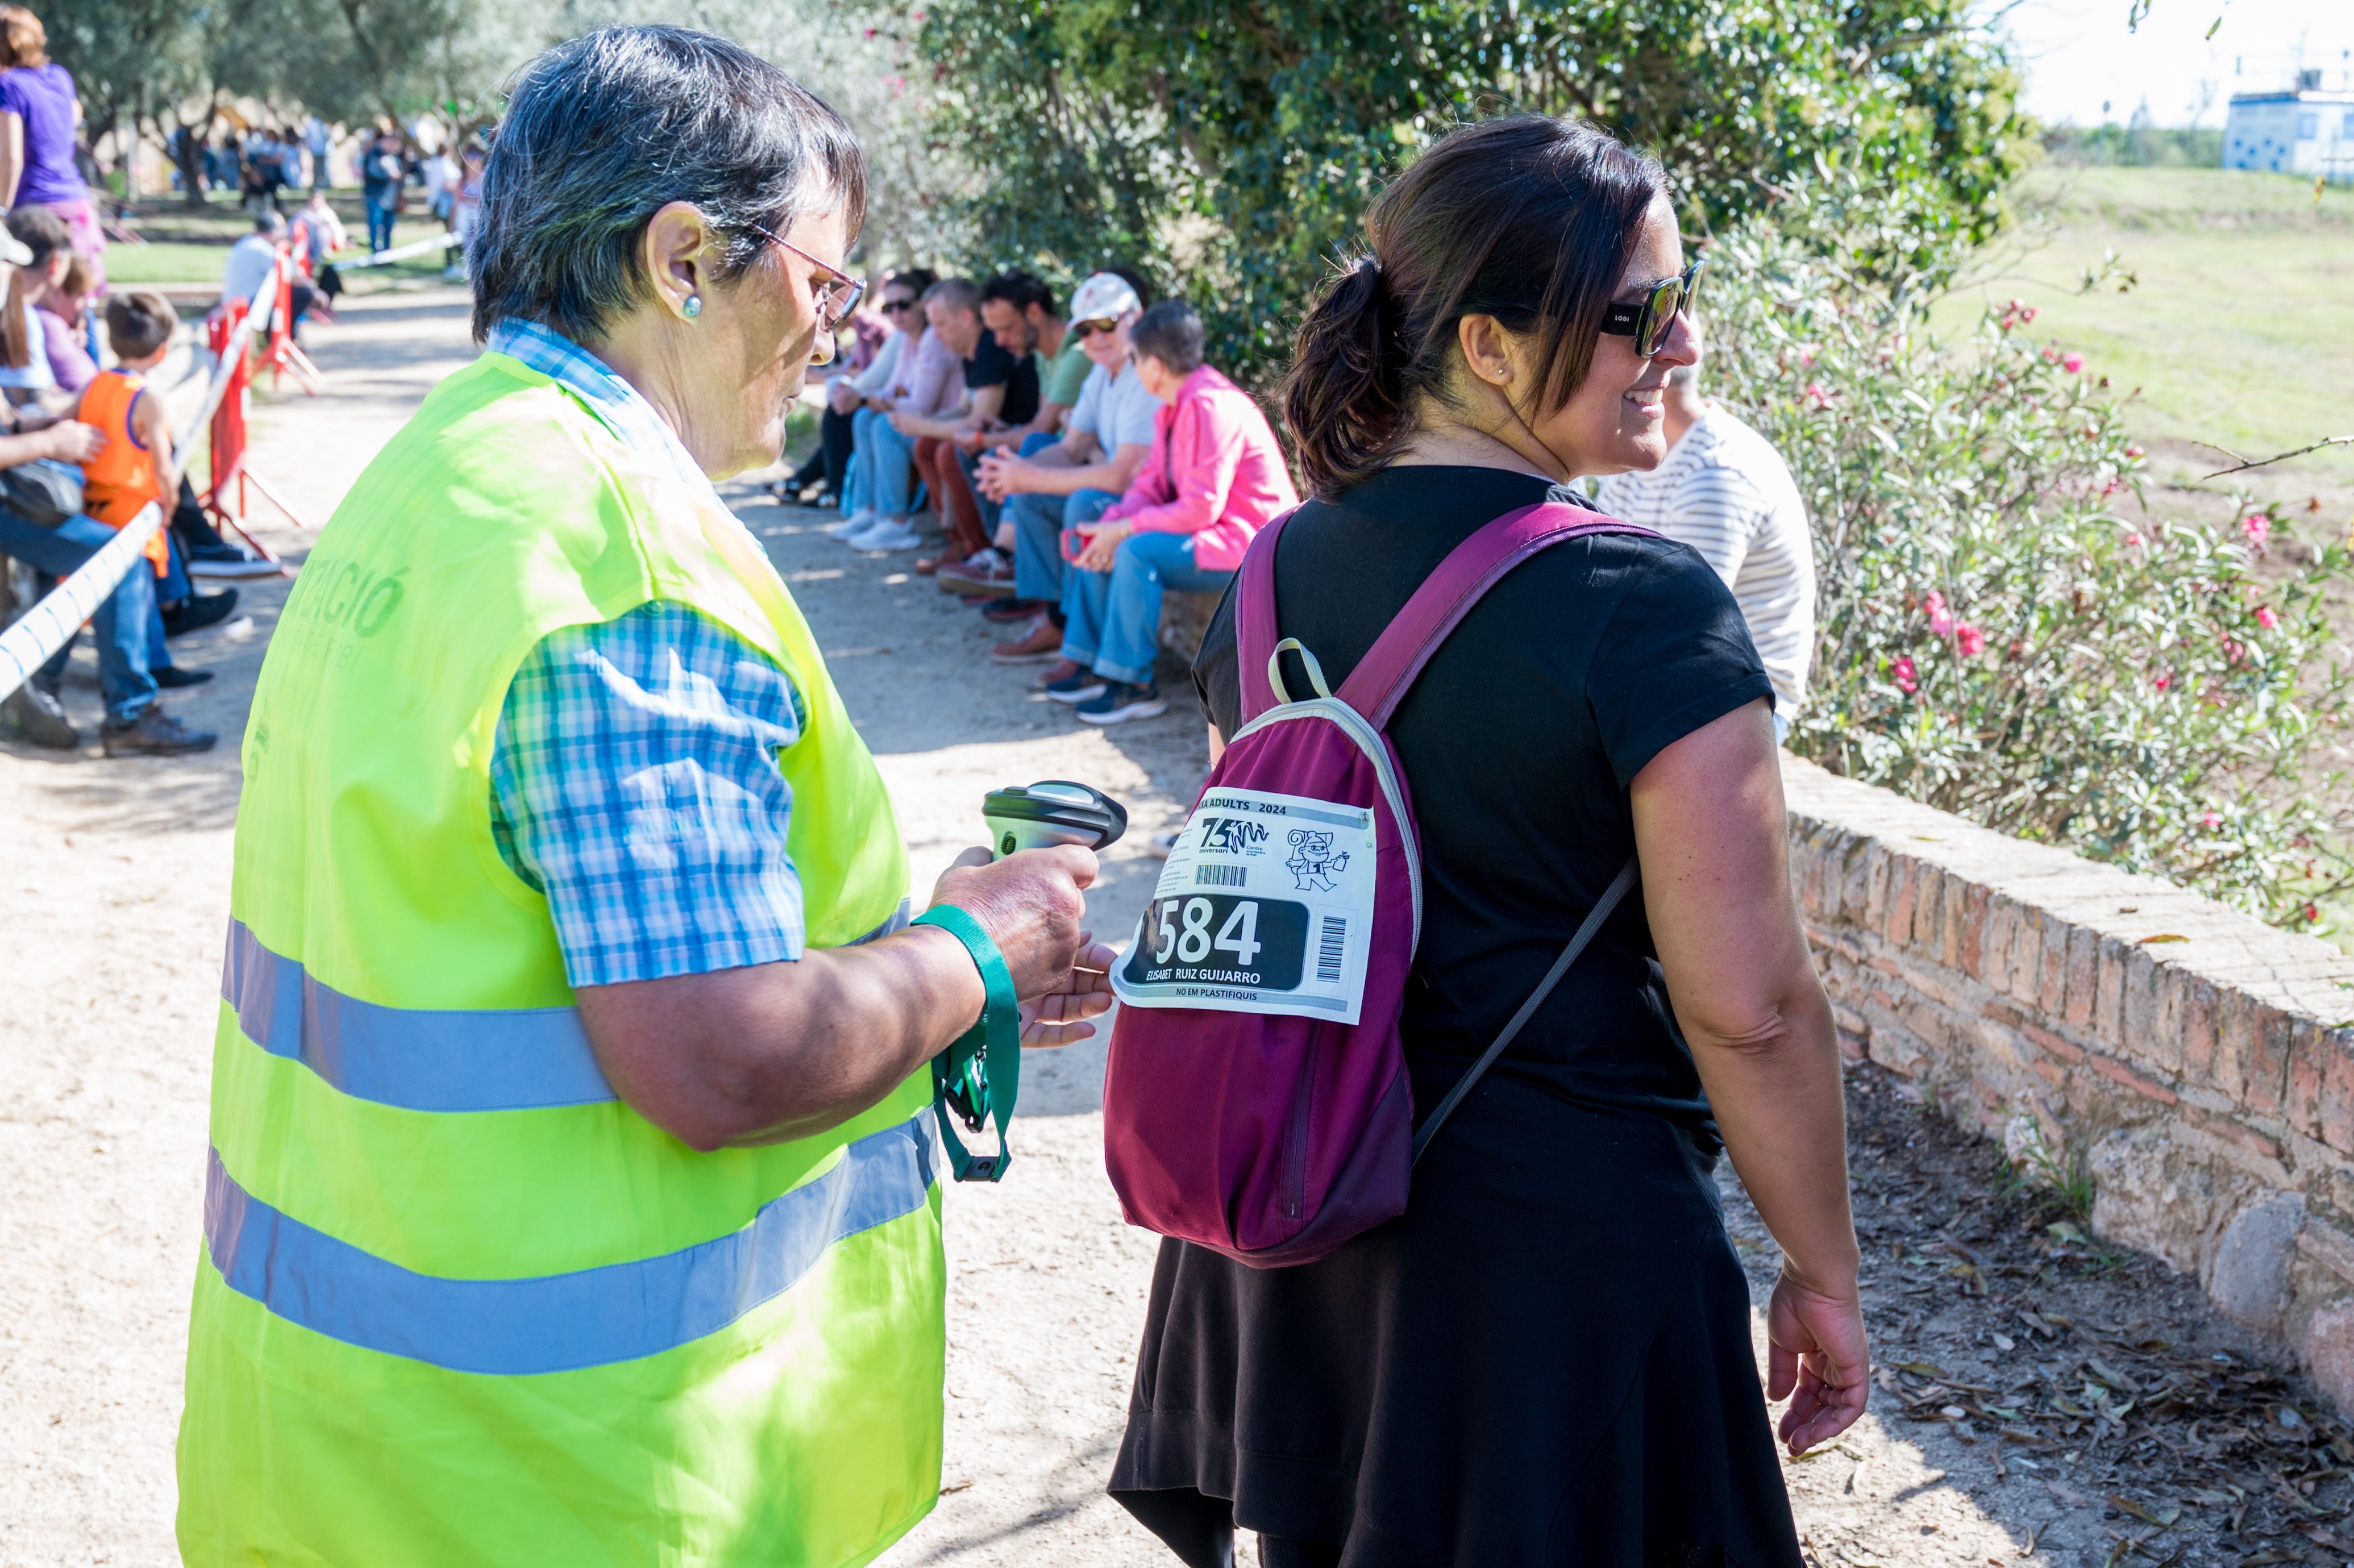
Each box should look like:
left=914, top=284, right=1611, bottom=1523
left=1931, top=166, right=2354, bottom=486
left=102, top=217, right=457, bottom=288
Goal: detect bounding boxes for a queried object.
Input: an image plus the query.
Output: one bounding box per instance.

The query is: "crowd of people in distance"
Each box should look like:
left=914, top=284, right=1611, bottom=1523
left=775, top=266, right=1297, bottom=726
left=773, top=260, right=1815, bottom=739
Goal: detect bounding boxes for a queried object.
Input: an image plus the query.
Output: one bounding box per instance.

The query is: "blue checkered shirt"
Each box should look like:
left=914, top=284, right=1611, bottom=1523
left=484, top=319, right=817, bottom=987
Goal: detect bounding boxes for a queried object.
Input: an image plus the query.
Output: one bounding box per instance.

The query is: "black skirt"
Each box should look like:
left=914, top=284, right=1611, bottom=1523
left=1109, top=1065, right=1804, bottom=1568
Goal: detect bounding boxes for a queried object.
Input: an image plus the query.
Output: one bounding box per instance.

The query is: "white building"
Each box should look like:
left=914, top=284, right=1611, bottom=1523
left=2224, top=73, right=2354, bottom=181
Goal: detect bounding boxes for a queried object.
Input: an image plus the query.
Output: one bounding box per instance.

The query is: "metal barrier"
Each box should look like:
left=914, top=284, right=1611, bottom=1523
left=0, top=263, right=286, bottom=705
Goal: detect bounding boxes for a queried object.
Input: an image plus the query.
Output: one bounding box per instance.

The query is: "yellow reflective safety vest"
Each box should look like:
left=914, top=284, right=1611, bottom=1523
left=177, top=351, right=941, bottom=1567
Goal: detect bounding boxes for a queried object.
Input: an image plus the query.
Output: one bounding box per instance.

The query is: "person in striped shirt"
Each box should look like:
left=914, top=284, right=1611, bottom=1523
left=1595, top=318, right=1816, bottom=741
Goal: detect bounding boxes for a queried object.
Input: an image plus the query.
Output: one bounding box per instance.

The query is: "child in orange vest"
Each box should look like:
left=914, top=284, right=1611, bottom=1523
left=76, top=290, right=181, bottom=565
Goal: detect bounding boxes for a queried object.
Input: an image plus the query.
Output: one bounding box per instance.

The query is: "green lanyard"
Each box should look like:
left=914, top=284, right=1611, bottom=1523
left=911, top=904, right=1020, bottom=1182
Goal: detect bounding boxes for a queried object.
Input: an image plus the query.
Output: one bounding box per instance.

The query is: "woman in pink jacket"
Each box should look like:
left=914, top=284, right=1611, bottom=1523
left=1050, top=300, right=1299, bottom=724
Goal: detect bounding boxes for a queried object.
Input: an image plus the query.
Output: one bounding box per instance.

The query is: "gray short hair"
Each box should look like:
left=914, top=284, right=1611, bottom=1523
left=471, top=25, right=866, bottom=343
left=922, top=277, right=981, bottom=318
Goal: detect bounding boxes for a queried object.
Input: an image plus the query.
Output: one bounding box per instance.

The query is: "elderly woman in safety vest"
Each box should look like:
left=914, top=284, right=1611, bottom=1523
left=176, top=27, right=1114, bottom=1566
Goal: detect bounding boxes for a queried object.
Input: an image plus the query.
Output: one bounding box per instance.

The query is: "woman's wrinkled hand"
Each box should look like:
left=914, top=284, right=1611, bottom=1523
left=1766, top=1267, right=1869, bottom=1455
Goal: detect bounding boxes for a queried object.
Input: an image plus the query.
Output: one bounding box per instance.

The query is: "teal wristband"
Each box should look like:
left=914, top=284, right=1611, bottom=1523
left=913, top=904, right=1020, bottom=1182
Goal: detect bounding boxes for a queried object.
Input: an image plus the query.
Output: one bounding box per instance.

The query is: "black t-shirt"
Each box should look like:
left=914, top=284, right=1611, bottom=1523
left=962, top=335, right=1039, bottom=426
left=1192, top=464, right=1771, bottom=1138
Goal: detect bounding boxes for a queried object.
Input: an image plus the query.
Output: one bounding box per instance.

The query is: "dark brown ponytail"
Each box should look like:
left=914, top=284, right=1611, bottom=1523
left=1280, top=115, right=1666, bottom=500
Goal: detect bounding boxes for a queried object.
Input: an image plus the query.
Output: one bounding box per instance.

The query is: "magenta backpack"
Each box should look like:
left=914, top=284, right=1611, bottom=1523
left=1104, top=501, right=1652, bottom=1267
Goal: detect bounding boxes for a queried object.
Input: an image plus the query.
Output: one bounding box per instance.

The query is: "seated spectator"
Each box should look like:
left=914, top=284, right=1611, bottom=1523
left=837, top=268, right=953, bottom=548
left=1043, top=299, right=1298, bottom=724
left=980, top=271, right=1086, bottom=446
left=892, top=276, right=1038, bottom=569
left=32, top=247, right=91, bottom=393
left=0, top=203, right=65, bottom=405
left=222, top=210, right=315, bottom=336
left=773, top=279, right=890, bottom=506
left=1594, top=314, right=1815, bottom=739
left=970, top=270, right=1156, bottom=649
left=0, top=238, right=216, bottom=755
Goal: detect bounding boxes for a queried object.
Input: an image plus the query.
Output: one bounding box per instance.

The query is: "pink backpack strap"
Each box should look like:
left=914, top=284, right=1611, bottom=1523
left=1334, top=502, right=1661, bottom=727
left=1234, top=506, right=1298, bottom=723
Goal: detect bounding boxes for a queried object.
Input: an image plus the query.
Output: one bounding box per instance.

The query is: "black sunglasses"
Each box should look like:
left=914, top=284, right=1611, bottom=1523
left=1599, top=257, right=1704, bottom=358
left=881, top=296, right=922, bottom=314
left=1072, top=317, right=1120, bottom=339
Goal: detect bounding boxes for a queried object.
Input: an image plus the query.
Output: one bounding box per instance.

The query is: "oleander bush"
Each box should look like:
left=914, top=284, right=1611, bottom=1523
left=1707, top=177, right=2354, bottom=929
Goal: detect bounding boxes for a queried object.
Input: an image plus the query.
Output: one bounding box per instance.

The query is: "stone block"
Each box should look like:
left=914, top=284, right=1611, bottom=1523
left=2121, top=947, right=2164, bottom=1067
left=1886, top=858, right=1918, bottom=948
left=2210, top=1192, right=2307, bottom=1333
left=2323, top=1031, right=2354, bottom=1158
left=1958, top=885, right=1990, bottom=980
left=2301, top=1298, right=2354, bottom=1418
left=2090, top=1122, right=2245, bottom=1277
left=2095, top=937, right=2129, bottom=1045
left=1157, top=589, right=1221, bottom=664
left=2037, top=914, right=2068, bottom=1015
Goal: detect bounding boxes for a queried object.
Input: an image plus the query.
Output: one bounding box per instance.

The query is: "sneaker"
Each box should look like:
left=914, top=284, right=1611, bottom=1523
left=849, top=518, right=924, bottom=551
left=1030, top=658, right=1086, bottom=692
left=991, top=615, right=1063, bottom=664
left=1042, top=668, right=1108, bottom=704
left=826, top=509, right=878, bottom=540
left=1076, top=681, right=1168, bottom=725
left=981, top=597, right=1046, bottom=625
left=186, top=541, right=280, bottom=579
left=938, top=548, right=1014, bottom=596
left=163, top=588, right=240, bottom=638
left=101, top=705, right=218, bottom=756
left=1, top=683, right=78, bottom=748
left=152, top=664, right=216, bottom=690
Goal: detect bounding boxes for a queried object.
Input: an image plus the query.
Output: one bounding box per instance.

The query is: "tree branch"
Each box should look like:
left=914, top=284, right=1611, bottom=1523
left=2196, top=434, right=2354, bottom=480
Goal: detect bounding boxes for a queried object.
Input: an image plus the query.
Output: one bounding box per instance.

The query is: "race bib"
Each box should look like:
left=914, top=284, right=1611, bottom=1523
left=1113, top=786, right=1379, bottom=1025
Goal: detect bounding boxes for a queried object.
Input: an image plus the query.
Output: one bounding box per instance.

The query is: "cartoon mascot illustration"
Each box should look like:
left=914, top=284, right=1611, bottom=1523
left=1286, top=828, right=1350, bottom=892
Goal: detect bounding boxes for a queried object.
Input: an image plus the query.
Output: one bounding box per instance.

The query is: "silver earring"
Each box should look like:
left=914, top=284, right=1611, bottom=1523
left=683, top=295, right=702, bottom=319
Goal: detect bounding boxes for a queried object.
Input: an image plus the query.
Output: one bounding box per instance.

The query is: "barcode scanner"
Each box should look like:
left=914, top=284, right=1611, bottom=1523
left=981, top=780, right=1128, bottom=860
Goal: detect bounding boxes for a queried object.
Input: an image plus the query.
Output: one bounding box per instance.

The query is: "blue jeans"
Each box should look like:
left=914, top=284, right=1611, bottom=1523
left=0, top=508, right=159, bottom=723
left=850, top=407, right=917, bottom=519
left=364, top=194, right=396, bottom=253
left=1062, top=531, right=1232, bottom=686
left=1012, top=487, right=1116, bottom=605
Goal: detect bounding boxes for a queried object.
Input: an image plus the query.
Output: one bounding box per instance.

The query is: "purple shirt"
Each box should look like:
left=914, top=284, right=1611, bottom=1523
left=37, top=305, right=92, bottom=393
left=0, top=64, right=85, bottom=209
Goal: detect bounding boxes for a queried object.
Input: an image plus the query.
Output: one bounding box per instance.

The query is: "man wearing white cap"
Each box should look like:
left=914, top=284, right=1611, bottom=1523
left=972, top=271, right=1158, bottom=667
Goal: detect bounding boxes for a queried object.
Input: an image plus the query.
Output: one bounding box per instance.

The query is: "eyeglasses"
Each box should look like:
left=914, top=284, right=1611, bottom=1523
left=737, top=221, right=866, bottom=330
left=1598, top=257, right=1705, bottom=358
left=1072, top=317, right=1120, bottom=339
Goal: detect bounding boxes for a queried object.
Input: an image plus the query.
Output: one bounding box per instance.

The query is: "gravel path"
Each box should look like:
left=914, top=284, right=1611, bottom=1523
left=1, top=289, right=2331, bottom=1567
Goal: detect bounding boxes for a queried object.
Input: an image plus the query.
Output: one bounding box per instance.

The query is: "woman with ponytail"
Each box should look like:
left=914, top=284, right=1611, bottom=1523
left=1111, top=115, right=1866, bottom=1567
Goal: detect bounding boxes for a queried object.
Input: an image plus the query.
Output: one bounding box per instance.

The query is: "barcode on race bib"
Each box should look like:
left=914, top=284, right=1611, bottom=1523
left=1315, top=916, right=1346, bottom=983
left=1114, top=784, right=1379, bottom=1025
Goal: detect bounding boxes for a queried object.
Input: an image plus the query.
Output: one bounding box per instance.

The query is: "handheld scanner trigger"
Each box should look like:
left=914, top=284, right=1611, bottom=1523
left=981, top=780, right=1128, bottom=860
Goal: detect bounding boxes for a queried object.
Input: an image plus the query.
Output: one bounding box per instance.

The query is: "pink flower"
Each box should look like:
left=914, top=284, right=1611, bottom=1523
left=2124, top=444, right=2144, bottom=459
left=2062, top=352, right=2085, bottom=375
left=2256, top=605, right=2280, bottom=630
left=2201, top=810, right=2220, bottom=829
left=2023, top=305, right=2038, bottom=323
left=1802, top=382, right=1833, bottom=411
left=2222, top=637, right=2244, bottom=663
left=2123, top=530, right=2144, bottom=546
left=2243, top=514, right=2271, bottom=548
left=885, top=74, right=906, bottom=93
left=1954, top=623, right=1986, bottom=658
left=2153, top=672, right=2172, bottom=691
left=2307, top=902, right=2323, bottom=924
left=1923, top=589, right=1953, bottom=635
left=2103, top=480, right=2124, bottom=498
left=2041, top=346, right=2060, bottom=364
left=1891, top=655, right=1919, bottom=695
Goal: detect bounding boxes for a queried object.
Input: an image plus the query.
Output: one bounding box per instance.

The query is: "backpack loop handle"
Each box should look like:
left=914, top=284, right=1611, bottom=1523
left=1266, top=638, right=1333, bottom=706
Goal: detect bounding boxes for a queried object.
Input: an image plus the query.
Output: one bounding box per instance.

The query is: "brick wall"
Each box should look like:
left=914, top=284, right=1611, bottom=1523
left=1783, top=756, right=2354, bottom=1405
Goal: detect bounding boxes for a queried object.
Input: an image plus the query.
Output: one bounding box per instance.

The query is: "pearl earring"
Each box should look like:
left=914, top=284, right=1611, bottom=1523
left=683, top=295, right=702, bottom=320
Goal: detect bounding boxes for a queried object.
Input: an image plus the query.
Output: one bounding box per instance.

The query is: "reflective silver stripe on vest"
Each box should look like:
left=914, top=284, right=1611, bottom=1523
left=203, top=1112, right=938, bottom=1374
left=221, top=920, right=618, bottom=1111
